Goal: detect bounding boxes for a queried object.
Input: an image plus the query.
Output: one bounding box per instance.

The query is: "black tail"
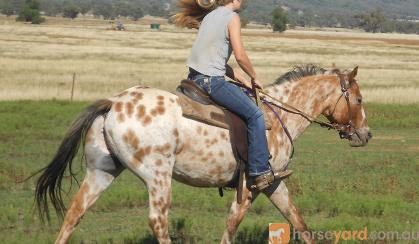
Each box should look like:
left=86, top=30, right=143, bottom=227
left=35, top=99, right=113, bottom=223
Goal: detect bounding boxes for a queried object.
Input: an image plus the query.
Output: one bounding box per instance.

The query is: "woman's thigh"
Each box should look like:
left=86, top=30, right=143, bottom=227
left=209, top=77, right=261, bottom=121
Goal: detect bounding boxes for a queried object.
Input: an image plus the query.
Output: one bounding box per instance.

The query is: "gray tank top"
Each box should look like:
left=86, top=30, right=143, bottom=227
left=187, top=6, right=236, bottom=76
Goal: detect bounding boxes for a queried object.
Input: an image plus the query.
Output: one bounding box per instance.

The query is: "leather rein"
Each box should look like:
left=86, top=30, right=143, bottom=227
left=240, top=73, right=358, bottom=157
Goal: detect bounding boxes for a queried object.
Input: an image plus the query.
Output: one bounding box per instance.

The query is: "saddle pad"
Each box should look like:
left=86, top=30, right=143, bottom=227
left=174, top=91, right=272, bottom=130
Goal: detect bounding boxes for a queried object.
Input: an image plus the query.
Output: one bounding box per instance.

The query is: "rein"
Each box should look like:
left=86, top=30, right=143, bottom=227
left=235, top=73, right=358, bottom=150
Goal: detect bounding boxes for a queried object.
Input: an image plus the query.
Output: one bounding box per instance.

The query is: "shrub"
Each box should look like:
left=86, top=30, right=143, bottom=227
left=16, top=0, right=45, bottom=24
left=63, top=4, right=80, bottom=19
left=272, top=7, right=287, bottom=32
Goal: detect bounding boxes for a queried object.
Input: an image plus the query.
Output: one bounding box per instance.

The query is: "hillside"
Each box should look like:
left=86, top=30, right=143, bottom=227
left=242, top=0, right=419, bottom=23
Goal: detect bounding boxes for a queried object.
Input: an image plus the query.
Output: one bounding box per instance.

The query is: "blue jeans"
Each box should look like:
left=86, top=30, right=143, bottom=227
left=188, top=69, right=271, bottom=176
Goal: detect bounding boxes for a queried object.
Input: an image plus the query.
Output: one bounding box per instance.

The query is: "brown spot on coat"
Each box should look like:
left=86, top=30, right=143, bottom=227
left=173, top=129, right=179, bottom=137
left=209, top=165, right=224, bottom=174
left=133, top=146, right=151, bottom=167
left=115, top=102, right=123, bottom=112
left=143, top=115, right=152, bottom=126
left=122, top=129, right=139, bottom=150
left=125, top=102, right=134, bottom=117
left=155, top=159, right=163, bottom=166
left=157, top=106, right=165, bottom=115
left=220, top=132, right=228, bottom=140
left=136, top=105, right=146, bottom=120
left=154, top=143, right=171, bottom=154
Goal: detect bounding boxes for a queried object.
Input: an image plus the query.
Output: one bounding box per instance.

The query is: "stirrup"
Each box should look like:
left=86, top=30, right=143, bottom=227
left=250, top=169, right=293, bottom=191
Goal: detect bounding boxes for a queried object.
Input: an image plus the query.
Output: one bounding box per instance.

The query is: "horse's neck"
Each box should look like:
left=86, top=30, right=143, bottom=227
left=265, top=75, right=337, bottom=140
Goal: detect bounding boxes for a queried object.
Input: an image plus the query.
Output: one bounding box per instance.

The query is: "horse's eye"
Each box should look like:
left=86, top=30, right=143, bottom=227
left=357, top=97, right=362, bottom=104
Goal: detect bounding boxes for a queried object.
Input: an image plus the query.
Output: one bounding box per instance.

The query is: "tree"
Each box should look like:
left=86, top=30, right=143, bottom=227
left=16, top=0, right=44, bottom=24
left=74, top=0, right=92, bottom=15
left=241, top=16, right=250, bottom=28
left=92, top=2, right=115, bottom=20
left=0, top=0, right=24, bottom=16
left=271, top=7, right=287, bottom=32
left=63, top=4, right=80, bottom=19
left=129, top=6, right=144, bottom=21
left=356, top=8, right=386, bottom=33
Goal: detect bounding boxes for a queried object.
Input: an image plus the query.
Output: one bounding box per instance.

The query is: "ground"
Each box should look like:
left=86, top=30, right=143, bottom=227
left=0, top=15, right=419, bottom=103
left=0, top=15, right=418, bottom=243
left=0, top=102, right=417, bottom=243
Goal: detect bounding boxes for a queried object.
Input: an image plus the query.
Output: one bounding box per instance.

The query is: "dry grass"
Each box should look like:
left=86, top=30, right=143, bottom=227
left=0, top=15, right=418, bottom=103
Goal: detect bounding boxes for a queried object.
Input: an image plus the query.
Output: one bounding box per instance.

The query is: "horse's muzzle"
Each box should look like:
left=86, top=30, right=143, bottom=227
left=349, top=127, right=372, bottom=147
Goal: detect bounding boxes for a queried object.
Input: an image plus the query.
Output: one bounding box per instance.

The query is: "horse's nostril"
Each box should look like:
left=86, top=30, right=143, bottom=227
left=368, top=131, right=372, bottom=139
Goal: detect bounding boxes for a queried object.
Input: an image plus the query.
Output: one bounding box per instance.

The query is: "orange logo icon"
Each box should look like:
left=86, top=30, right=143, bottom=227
left=269, top=223, right=290, bottom=244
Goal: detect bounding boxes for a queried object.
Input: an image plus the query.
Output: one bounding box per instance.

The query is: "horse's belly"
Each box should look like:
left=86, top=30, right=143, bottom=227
left=173, top=124, right=238, bottom=187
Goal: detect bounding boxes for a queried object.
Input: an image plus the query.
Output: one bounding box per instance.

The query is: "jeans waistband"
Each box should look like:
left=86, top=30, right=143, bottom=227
left=188, top=68, right=224, bottom=79
left=188, top=68, right=208, bottom=77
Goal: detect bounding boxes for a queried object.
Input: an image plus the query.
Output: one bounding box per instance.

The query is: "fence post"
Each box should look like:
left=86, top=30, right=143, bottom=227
left=71, top=72, right=76, bottom=102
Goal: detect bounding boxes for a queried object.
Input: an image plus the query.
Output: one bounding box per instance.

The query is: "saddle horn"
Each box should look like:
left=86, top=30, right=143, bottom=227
left=196, top=0, right=216, bottom=9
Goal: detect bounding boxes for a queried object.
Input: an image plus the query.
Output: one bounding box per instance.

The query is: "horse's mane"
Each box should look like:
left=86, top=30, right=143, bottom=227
left=273, top=64, right=341, bottom=85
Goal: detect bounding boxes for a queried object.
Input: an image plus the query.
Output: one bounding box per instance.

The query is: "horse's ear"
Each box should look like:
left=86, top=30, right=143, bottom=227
left=349, top=66, right=358, bottom=81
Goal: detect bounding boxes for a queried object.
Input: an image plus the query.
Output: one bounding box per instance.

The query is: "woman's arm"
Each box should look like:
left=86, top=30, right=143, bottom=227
left=228, top=14, right=263, bottom=89
left=225, top=64, right=252, bottom=89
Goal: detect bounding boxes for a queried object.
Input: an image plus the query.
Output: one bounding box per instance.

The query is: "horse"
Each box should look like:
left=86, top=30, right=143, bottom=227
left=35, top=65, right=372, bottom=243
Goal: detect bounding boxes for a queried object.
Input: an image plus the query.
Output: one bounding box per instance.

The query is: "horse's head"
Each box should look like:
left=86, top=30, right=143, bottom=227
left=324, top=67, right=372, bottom=147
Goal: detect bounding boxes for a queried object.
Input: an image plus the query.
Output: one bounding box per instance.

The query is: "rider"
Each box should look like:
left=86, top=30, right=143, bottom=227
left=174, top=0, right=291, bottom=191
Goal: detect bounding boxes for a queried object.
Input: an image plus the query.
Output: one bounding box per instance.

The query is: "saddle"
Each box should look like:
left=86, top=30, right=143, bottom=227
left=175, top=80, right=272, bottom=163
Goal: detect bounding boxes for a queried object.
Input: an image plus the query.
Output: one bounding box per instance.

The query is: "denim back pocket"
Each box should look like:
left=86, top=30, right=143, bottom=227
left=195, top=77, right=212, bottom=94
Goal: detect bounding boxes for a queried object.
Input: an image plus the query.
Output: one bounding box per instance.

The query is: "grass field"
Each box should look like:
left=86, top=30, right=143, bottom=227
left=0, top=14, right=418, bottom=243
left=0, top=101, right=418, bottom=243
left=1, top=15, right=419, bottom=103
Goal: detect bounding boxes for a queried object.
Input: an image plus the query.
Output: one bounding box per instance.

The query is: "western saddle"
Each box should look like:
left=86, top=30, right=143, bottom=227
left=174, top=80, right=275, bottom=202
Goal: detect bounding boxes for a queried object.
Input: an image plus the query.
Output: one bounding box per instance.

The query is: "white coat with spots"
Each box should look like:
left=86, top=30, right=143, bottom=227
left=35, top=66, right=371, bottom=244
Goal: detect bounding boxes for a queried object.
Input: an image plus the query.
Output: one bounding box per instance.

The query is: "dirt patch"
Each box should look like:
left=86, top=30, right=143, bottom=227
left=244, top=32, right=419, bottom=46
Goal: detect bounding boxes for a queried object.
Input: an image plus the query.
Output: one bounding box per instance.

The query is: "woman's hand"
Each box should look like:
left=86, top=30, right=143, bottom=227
left=251, top=78, right=264, bottom=90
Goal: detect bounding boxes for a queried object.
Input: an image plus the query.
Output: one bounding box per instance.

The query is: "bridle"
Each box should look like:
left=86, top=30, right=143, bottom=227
left=328, top=73, right=360, bottom=140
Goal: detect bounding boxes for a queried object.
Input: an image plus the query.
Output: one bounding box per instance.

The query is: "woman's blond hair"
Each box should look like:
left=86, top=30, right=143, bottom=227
left=171, top=0, right=234, bottom=29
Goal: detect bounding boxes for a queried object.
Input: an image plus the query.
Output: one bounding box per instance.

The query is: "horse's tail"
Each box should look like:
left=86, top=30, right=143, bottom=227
left=35, top=99, right=113, bottom=222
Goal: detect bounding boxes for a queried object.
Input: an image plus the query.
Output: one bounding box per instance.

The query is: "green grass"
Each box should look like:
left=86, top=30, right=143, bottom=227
left=0, top=101, right=418, bottom=243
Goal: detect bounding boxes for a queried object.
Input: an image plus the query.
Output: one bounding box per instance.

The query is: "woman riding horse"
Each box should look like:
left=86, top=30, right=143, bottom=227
left=173, top=0, right=292, bottom=191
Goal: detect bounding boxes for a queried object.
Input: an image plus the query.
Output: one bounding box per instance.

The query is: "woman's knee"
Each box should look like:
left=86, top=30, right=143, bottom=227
left=247, top=107, right=264, bottom=123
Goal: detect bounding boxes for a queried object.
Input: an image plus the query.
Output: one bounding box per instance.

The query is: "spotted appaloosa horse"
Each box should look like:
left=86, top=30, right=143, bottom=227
left=35, top=65, right=371, bottom=244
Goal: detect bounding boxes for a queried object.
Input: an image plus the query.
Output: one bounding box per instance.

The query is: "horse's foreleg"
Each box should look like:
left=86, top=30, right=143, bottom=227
left=220, top=182, right=259, bottom=244
left=264, top=181, right=314, bottom=244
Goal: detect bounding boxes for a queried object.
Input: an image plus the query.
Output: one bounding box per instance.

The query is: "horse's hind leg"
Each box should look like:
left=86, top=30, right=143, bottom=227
left=55, top=118, right=124, bottom=244
left=126, top=155, right=174, bottom=244
left=264, top=181, right=314, bottom=244
left=220, top=181, right=259, bottom=244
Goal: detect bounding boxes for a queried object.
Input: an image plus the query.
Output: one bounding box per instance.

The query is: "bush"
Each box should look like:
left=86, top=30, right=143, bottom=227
left=63, top=4, right=80, bottom=19
left=16, top=0, right=45, bottom=24
left=272, top=7, right=287, bottom=32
